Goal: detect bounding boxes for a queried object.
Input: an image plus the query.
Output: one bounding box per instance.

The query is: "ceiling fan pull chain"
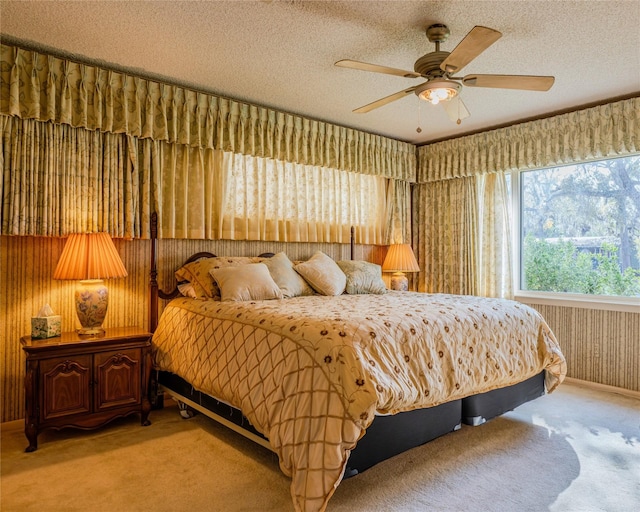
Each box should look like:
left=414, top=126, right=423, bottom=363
left=416, top=99, right=423, bottom=133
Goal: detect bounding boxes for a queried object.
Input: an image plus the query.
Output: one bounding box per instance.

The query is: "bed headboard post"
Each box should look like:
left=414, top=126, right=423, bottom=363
left=350, top=226, right=355, bottom=260
left=149, top=212, right=159, bottom=333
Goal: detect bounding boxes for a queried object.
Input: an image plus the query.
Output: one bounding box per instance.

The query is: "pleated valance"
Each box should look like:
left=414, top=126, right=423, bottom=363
left=0, top=43, right=416, bottom=182
left=417, top=96, right=640, bottom=183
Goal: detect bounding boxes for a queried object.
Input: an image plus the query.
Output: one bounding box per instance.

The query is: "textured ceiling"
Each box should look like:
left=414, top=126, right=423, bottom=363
left=1, top=0, right=639, bottom=144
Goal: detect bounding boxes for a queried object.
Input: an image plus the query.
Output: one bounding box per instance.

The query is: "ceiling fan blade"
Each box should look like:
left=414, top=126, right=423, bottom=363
left=440, top=26, right=502, bottom=74
left=335, top=59, right=421, bottom=79
left=462, top=74, right=555, bottom=91
left=353, top=86, right=418, bottom=113
left=442, top=96, right=471, bottom=124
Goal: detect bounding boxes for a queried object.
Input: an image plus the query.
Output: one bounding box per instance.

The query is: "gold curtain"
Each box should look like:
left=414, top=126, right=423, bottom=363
left=413, top=177, right=478, bottom=295
left=415, top=96, right=639, bottom=298
left=418, top=97, right=639, bottom=182
left=385, top=179, right=412, bottom=245
left=1, top=42, right=415, bottom=242
left=1, top=43, right=416, bottom=182
left=413, top=173, right=511, bottom=297
left=1, top=116, right=146, bottom=238
left=1, top=115, right=404, bottom=242
left=136, top=138, right=224, bottom=240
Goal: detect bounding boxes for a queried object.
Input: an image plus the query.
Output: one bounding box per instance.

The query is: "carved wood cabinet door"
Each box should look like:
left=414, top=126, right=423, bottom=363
left=95, top=349, right=141, bottom=411
left=40, top=355, right=91, bottom=421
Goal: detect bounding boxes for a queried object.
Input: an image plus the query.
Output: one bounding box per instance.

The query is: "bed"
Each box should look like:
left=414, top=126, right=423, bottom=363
left=148, top=216, right=567, bottom=512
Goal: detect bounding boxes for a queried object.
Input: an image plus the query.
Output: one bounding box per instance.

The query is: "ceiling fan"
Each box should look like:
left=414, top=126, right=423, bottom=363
left=335, top=24, right=554, bottom=124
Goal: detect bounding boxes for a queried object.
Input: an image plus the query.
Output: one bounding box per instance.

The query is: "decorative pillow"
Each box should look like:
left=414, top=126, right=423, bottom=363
left=174, top=259, right=215, bottom=298
left=177, top=282, right=198, bottom=299
left=262, top=252, right=314, bottom=298
left=210, top=263, right=283, bottom=302
left=294, top=251, right=346, bottom=296
left=175, top=256, right=262, bottom=299
left=337, top=260, right=388, bottom=295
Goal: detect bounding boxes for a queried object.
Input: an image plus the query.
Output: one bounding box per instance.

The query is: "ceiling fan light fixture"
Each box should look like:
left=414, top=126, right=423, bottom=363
left=415, top=80, right=461, bottom=105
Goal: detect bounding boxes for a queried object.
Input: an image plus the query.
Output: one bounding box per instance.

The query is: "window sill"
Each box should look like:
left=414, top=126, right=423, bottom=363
left=515, top=291, right=640, bottom=313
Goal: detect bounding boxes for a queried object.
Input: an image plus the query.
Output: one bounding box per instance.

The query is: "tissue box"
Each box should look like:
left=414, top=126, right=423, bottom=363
left=31, top=316, right=62, bottom=339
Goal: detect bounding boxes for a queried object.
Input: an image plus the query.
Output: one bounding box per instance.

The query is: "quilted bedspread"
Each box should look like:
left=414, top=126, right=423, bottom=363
left=152, top=292, right=566, bottom=512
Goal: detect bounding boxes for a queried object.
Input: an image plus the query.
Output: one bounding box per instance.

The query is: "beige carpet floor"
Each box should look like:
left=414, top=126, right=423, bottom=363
left=1, top=380, right=639, bottom=512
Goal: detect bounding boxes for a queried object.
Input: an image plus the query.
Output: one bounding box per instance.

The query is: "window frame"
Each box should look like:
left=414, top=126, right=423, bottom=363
left=509, top=167, right=640, bottom=313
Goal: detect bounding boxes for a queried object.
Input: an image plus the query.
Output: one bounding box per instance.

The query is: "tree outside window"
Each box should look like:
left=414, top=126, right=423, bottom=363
left=520, top=155, right=640, bottom=297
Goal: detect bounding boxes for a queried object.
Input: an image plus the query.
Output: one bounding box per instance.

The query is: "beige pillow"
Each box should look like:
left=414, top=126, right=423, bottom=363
left=262, top=252, right=314, bottom=298
left=294, top=251, right=346, bottom=296
left=337, top=260, right=387, bottom=295
left=210, top=263, right=283, bottom=302
left=177, top=282, right=198, bottom=298
left=175, top=256, right=262, bottom=299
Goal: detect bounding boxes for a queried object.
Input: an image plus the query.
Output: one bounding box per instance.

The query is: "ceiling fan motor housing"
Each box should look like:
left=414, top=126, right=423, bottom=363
left=414, top=51, right=450, bottom=78
left=415, top=24, right=452, bottom=78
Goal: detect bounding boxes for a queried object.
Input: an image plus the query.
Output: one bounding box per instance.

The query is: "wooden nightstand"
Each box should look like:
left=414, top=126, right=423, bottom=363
left=21, top=326, right=152, bottom=452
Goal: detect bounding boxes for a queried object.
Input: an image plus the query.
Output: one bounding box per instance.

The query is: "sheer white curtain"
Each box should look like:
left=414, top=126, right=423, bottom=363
left=219, top=153, right=387, bottom=243
left=477, top=171, right=512, bottom=298
left=137, top=139, right=389, bottom=243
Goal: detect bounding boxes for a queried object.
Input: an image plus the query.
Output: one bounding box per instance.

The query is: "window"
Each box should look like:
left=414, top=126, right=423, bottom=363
left=517, top=155, right=640, bottom=298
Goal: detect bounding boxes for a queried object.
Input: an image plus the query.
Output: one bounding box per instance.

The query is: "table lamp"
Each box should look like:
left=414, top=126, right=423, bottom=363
left=382, top=243, right=420, bottom=291
left=53, top=233, right=128, bottom=335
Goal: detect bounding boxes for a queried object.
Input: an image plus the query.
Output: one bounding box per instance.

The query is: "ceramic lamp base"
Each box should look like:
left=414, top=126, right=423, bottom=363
left=390, top=272, right=409, bottom=291
left=75, top=279, right=108, bottom=336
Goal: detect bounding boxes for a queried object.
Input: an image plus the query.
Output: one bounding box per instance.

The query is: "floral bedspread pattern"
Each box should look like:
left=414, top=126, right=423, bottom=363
left=152, top=292, right=566, bottom=512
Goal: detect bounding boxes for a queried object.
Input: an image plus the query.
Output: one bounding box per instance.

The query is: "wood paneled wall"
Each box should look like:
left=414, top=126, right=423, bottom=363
left=0, top=235, right=386, bottom=422
left=524, top=302, right=639, bottom=392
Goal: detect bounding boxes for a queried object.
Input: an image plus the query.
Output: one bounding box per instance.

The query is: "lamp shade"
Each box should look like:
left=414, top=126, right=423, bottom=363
left=53, top=233, right=127, bottom=280
left=382, top=244, right=420, bottom=273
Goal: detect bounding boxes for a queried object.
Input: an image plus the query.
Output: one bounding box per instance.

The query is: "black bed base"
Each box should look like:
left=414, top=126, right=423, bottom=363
left=345, top=399, right=461, bottom=476
left=461, top=372, right=545, bottom=426
left=157, top=371, right=270, bottom=447
left=156, top=370, right=545, bottom=476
